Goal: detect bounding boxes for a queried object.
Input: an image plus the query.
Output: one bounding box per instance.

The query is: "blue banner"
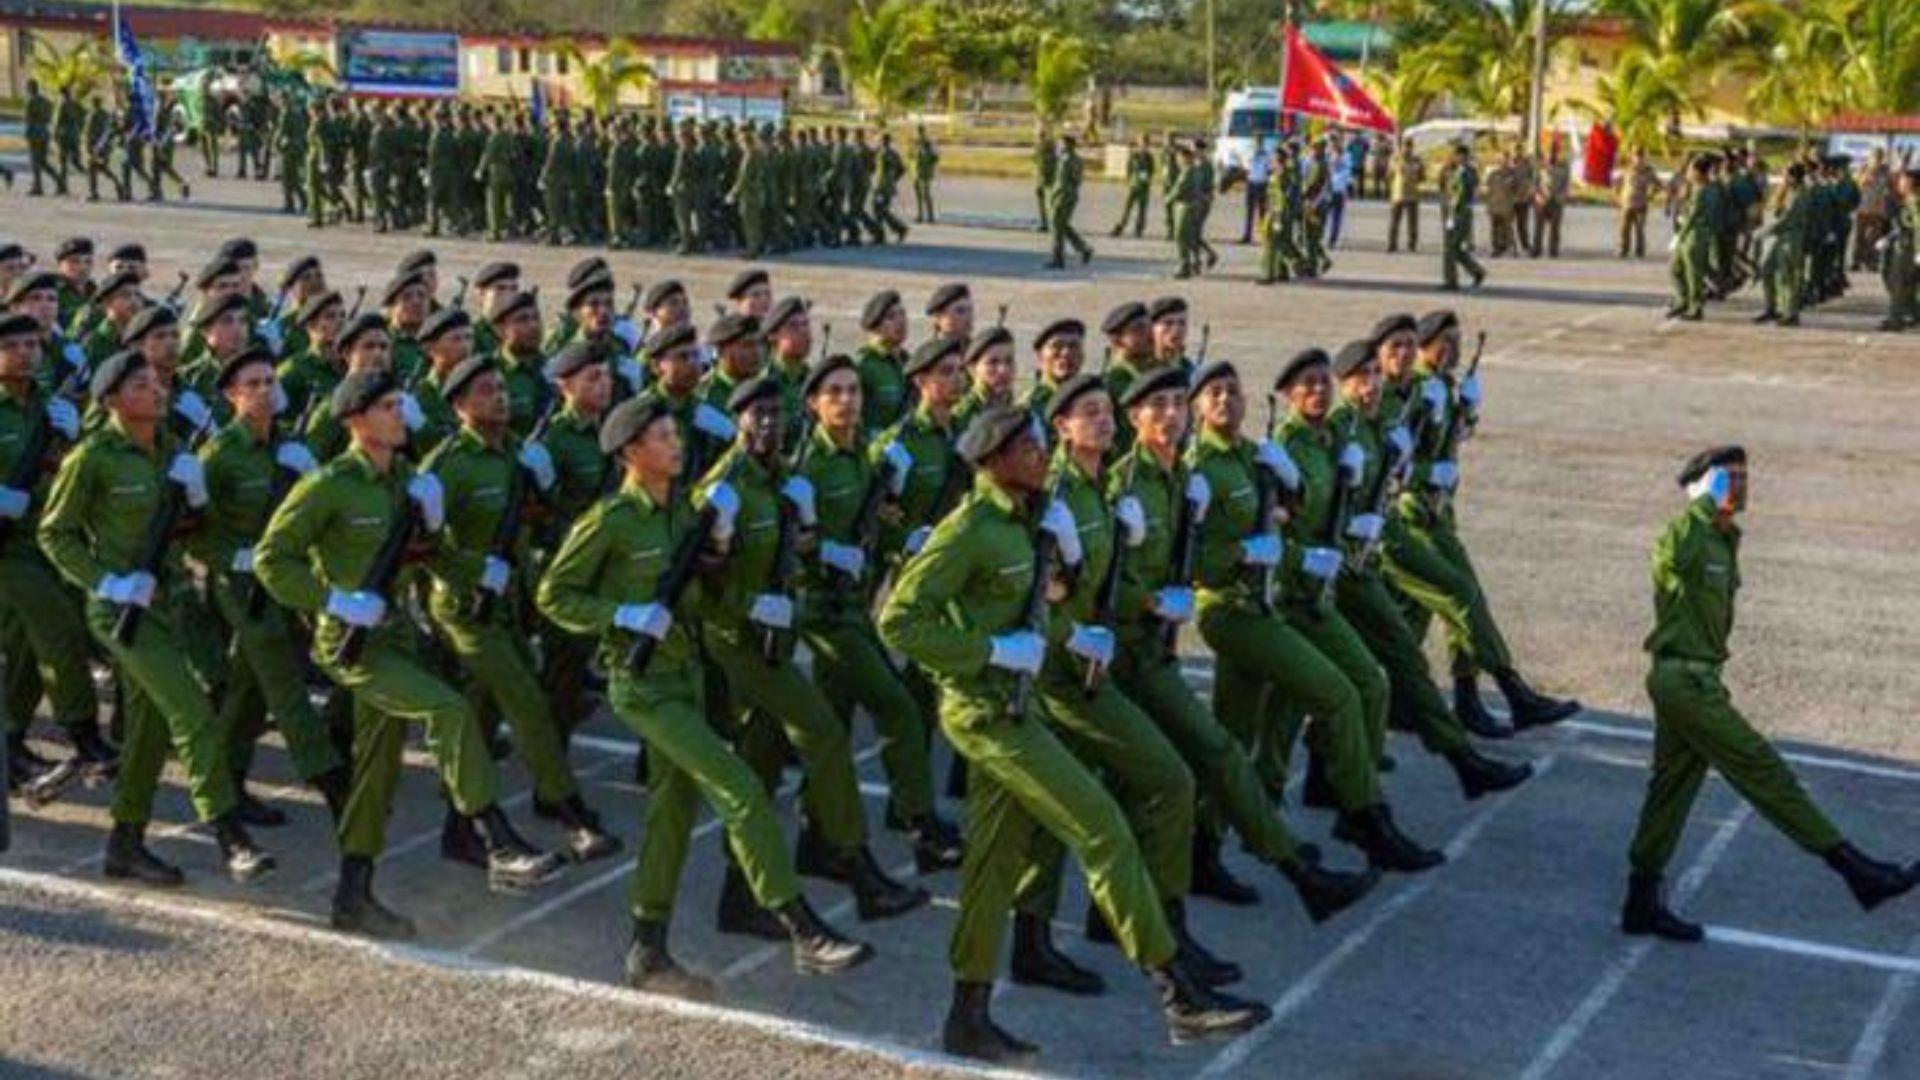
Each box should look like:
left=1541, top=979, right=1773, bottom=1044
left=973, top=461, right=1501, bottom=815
left=114, top=13, right=156, bottom=140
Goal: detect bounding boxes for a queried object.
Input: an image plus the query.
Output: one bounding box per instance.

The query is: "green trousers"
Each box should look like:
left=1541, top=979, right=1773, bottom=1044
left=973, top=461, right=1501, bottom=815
left=1174, top=204, right=1202, bottom=275
left=1113, top=183, right=1150, bottom=236
left=318, top=624, right=498, bottom=858
left=1200, top=599, right=1381, bottom=812
left=1883, top=240, right=1916, bottom=325
left=1628, top=659, right=1842, bottom=874
left=540, top=618, right=599, bottom=744
left=803, top=614, right=936, bottom=821
left=0, top=556, right=97, bottom=735
left=430, top=603, right=579, bottom=806
left=672, top=197, right=698, bottom=253
left=1337, top=569, right=1471, bottom=756
left=1260, top=215, right=1303, bottom=282
left=1383, top=514, right=1513, bottom=677
left=610, top=665, right=800, bottom=921
left=1442, top=218, right=1484, bottom=289
left=912, top=177, right=934, bottom=222
left=1263, top=601, right=1392, bottom=779
left=1014, top=662, right=1196, bottom=919
left=1762, top=239, right=1805, bottom=320
left=1671, top=237, right=1711, bottom=316
left=86, top=598, right=235, bottom=826
left=212, top=574, right=341, bottom=784
left=942, top=697, right=1178, bottom=982
left=1048, top=200, right=1091, bottom=263
left=487, top=183, right=512, bottom=242
left=708, top=630, right=868, bottom=854
left=1114, top=633, right=1305, bottom=870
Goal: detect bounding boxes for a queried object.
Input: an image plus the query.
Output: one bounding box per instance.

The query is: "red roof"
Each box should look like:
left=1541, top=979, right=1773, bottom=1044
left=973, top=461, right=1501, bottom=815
left=656, top=78, right=786, bottom=99
left=1831, top=113, right=1920, bottom=135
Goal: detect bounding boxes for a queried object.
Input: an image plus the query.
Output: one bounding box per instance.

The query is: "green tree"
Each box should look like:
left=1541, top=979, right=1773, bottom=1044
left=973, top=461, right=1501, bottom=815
left=1030, top=31, right=1091, bottom=128
left=29, top=38, right=114, bottom=99
left=551, top=38, right=656, bottom=114
left=1574, top=48, right=1697, bottom=153
left=842, top=0, right=936, bottom=121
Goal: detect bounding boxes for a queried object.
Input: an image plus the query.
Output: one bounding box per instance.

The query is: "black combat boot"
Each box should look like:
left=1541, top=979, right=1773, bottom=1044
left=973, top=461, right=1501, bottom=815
left=233, top=783, right=289, bottom=827
left=1190, top=828, right=1260, bottom=906
left=1454, top=673, right=1513, bottom=739
left=313, top=766, right=351, bottom=824
left=471, top=805, right=565, bottom=892
left=213, top=813, right=277, bottom=882
left=1334, top=805, right=1447, bottom=873
left=1281, top=858, right=1380, bottom=923
left=331, top=855, right=416, bottom=940
left=1167, top=898, right=1241, bottom=987
left=715, top=863, right=787, bottom=941
left=908, top=813, right=963, bottom=873
left=623, top=918, right=715, bottom=998
left=68, top=718, right=119, bottom=770
left=1151, top=960, right=1271, bottom=1045
left=1301, top=755, right=1338, bottom=810
left=942, top=980, right=1039, bottom=1062
left=774, top=895, right=873, bottom=975
left=1493, top=668, right=1581, bottom=729
left=103, top=821, right=184, bottom=887
left=1620, top=872, right=1703, bottom=942
left=1010, top=912, right=1106, bottom=995
left=846, top=846, right=929, bottom=920
left=542, top=794, right=623, bottom=863
left=793, top=821, right=851, bottom=883
left=1825, top=843, right=1920, bottom=912
left=1445, top=746, right=1535, bottom=800
left=440, top=804, right=489, bottom=868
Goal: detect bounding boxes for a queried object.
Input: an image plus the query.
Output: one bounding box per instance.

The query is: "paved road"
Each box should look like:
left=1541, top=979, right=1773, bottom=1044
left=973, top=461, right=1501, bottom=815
left=3, top=170, right=1919, bottom=1079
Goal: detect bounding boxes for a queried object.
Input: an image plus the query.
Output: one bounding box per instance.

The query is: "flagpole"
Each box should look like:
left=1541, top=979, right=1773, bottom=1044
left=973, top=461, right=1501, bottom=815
left=1277, top=2, right=1292, bottom=135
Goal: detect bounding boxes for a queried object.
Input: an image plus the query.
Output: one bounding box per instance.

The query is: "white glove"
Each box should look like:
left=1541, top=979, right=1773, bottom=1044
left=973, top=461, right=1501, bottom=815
left=987, top=630, right=1045, bottom=676
left=96, top=571, right=158, bottom=608
left=614, top=601, right=672, bottom=640
left=692, top=402, right=736, bottom=442
left=1254, top=439, right=1302, bottom=492
left=479, top=555, right=511, bottom=595
left=1240, top=532, right=1283, bottom=567
left=1428, top=461, right=1459, bottom=492
left=1185, top=473, right=1212, bottom=523
left=702, top=481, right=741, bottom=544
left=407, top=472, right=446, bottom=532
left=1302, top=546, right=1343, bottom=581
left=780, top=475, right=817, bottom=527
left=611, top=316, right=642, bottom=352
left=274, top=440, right=319, bottom=476
left=1687, top=466, right=1732, bottom=508
left=1065, top=623, right=1116, bottom=666
left=167, top=452, right=209, bottom=509
left=1667, top=235, right=1679, bottom=254
left=1040, top=499, right=1083, bottom=567
left=229, top=548, right=255, bottom=575
left=1152, top=586, right=1195, bottom=624
left=0, top=486, right=30, bottom=520
left=399, top=392, right=426, bottom=432
left=882, top=442, right=913, bottom=496
left=324, top=588, right=387, bottom=628
left=616, top=356, right=645, bottom=392
left=1345, top=513, right=1384, bottom=543
left=256, top=318, right=286, bottom=357
left=270, top=380, right=290, bottom=416
left=173, top=389, right=214, bottom=435
left=820, top=540, right=866, bottom=579
left=1385, top=425, right=1413, bottom=465
left=1337, top=443, right=1368, bottom=486
left=518, top=442, right=556, bottom=492
left=1114, top=495, right=1146, bottom=548
left=1420, top=377, right=1449, bottom=419
left=61, top=340, right=86, bottom=371
left=45, top=397, right=80, bottom=441
left=748, top=592, right=794, bottom=630
left=1459, top=373, right=1483, bottom=410
left=904, top=525, right=932, bottom=557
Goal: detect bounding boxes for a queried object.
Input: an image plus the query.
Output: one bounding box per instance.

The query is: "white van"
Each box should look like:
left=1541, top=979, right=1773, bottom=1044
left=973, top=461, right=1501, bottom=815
left=1214, top=87, right=1284, bottom=175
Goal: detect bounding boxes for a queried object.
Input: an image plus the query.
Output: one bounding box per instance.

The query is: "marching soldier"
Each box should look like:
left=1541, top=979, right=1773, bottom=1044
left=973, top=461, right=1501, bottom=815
left=1020, top=317, right=1087, bottom=417
left=1045, top=134, right=1093, bottom=269
left=911, top=124, right=939, bottom=224
left=953, top=328, right=1018, bottom=433
left=1387, top=137, right=1423, bottom=253
left=1616, top=147, right=1658, bottom=259
left=1532, top=146, right=1571, bottom=258
left=1878, top=167, right=1916, bottom=332
left=854, top=289, right=911, bottom=433
left=1754, top=163, right=1810, bottom=327
left=1667, top=155, right=1717, bottom=321
left=1440, top=143, right=1486, bottom=291
left=276, top=290, right=347, bottom=419
left=53, top=86, right=83, bottom=188
left=25, top=79, right=61, bottom=197
left=1112, top=134, right=1156, bottom=238
left=1033, top=128, right=1056, bottom=233
left=873, top=132, right=910, bottom=244
left=925, top=282, right=975, bottom=345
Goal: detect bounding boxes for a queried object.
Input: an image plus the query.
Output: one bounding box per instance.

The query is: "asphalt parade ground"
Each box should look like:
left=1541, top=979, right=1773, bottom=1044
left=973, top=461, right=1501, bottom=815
left=3, top=170, right=1920, bottom=1079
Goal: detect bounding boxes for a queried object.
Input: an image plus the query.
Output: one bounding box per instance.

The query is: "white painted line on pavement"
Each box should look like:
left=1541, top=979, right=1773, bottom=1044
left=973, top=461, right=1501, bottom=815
left=717, top=855, right=922, bottom=983
left=1516, top=803, right=1752, bottom=1080
left=1709, top=926, right=1920, bottom=980
left=1193, top=755, right=1562, bottom=1080
left=0, top=865, right=1056, bottom=1080
left=1560, top=718, right=1920, bottom=785
left=57, top=776, right=309, bottom=874
left=1842, top=934, right=1920, bottom=1080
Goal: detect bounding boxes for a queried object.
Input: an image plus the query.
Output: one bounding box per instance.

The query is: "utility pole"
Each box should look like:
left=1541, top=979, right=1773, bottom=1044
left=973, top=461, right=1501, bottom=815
left=1526, top=0, right=1550, bottom=153
left=1206, top=0, right=1217, bottom=117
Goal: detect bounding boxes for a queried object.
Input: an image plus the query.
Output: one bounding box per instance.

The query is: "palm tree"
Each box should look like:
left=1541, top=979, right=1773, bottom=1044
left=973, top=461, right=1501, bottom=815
left=1029, top=33, right=1090, bottom=130
left=1392, top=0, right=1569, bottom=130
left=551, top=39, right=656, bottom=115
left=1575, top=48, right=1696, bottom=153
left=841, top=0, right=935, bottom=122
left=1593, top=0, right=1770, bottom=131
left=29, top=38, right=114, bottom=99
left=270, top=49, right=338, bottom=88
left=1738, top=4, right=1847, bottom=136
left=1828, top=0, right=1920, bottom=114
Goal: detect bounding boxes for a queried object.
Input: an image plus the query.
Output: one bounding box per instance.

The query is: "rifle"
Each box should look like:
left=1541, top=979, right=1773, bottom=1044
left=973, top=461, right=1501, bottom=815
left=1316, top=429, right=1354, bottom=612
left=160, top=271, right=190, bottom=311
left=111, top=423, right=213, bottom=646
left=344, top=284, right=369, bottom=320
left=621, top=282, right=644, bottom=320
left=1426, top=330, right=1485, bottom=515
left=1196, top=323, right=1211, bottom=365
left=0, top=369, right=86, bottom=550
left=329, top=478, right=421, bottom=668
left=626, top=456, right=741, bottom=676
left=760, top=425, right=815, bottom=664
left=1008, top=473, right=1070, bottom=719
left=469, top=400, right=561, bottom=623
left=841, top=434, right=905, bottom=588
left=1082, top=452, right=1139, bottom=697
left=240, top=392, right=324, bottom=617
left=450, top=276, right=471, bottom=311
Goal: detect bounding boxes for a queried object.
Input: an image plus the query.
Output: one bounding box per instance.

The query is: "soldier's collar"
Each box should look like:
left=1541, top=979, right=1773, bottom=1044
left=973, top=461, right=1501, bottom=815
left=974, top=471, right=1023, bottom=518
left=1196, top=425, right=1239, bottom=454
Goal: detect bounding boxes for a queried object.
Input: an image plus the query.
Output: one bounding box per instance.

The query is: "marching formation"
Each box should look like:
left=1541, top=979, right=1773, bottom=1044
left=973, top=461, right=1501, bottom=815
left=3, top=232, right=1918, bottom=1065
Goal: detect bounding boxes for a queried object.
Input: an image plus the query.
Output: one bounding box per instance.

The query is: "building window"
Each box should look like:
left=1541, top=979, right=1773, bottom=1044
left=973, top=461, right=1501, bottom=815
left=557, top=52, right=569, bottom=76
left=519, top=47, right=532, bottom=73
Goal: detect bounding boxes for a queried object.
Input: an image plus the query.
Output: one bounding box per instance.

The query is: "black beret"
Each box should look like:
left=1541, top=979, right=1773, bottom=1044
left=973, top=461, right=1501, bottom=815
left=294, top=290, right=344, bottom=328
left=1415, top=309, right=1458, bottom=344
left=644, top=322, right=698, bottom=360
left=801, top=353, right=858, bottom=398
left=726, top=373, right=783, bottom=415
left=278, top=255, right=320, bottom=292
left=1034, top=317, right=1086, bottom=350
left=1045, top=373, right=1107, bottom=423
left=91, top=350, right=148, bottom=400
left=566, top=272, right=615, bottom=312
left=196, top=257, right=243, bottom=290
left=488, top=289, right=538, bottom=325
left=54, top=237, right=93, bottom=261
left=473, top=261, right=519, bottom=289
left=0, top=311, right=39, bottom=338
left=762, top=296, right=808, bottom=337
left=336, top=312, right=390, bottom=353
left=1148, top=296, right=1188, bottom=322
left=1190, top=359, right=1238, bottom=396
left=442, top=355, right=495, bottom=401
left=0, top=243, right=24, bottom=263
left=1120, top=364, right=1189, bottom=409
left=925, top=282, right=970, bottom=316
left=1332, top=339, right=1376, bottom=379
left=707, top=313, right=758, bottom=349
left=5, top=271, right=61, bottom=305
left=121, top=303, right=178, bottom=345
left=92, top=270, right=140, bottom=302
left=1677, top=445, right=1746, bottom=488
left=958, top=403, right=1041, bottom=465
left=966, top=326, right=1013, bottom=363
left=395, top=249, right=437, bottom=276
left=905, top=336, right=964, bottom=378
left=1101, top=302, right=1149, bottom=337
left=330, top=369, right=401, bottom=420
left=1274, top=348, right=1331, bottom=391
left=107, top=243, right=146, bottom=263
left=381, top=272, right=428, bottom=308
left=1368, top=313, right=1417, bottom=351
left=192, top=291, right=250, bottom=330
left=860, top=289, right=902, bottom=331
left=726, top=267, right=770, bottom=299
left=417, top=306, right=472, bottom=344
left=564, top=256, right=609, bottom=289
left=214, top=344, right=277, bottom=390
left=216, top=237, right=259, bottom=262
left=598, top=396, right=674, bottom=455
left=545, top=340, right=603, bottom=382
left=642, top=278, right=686, bottom=311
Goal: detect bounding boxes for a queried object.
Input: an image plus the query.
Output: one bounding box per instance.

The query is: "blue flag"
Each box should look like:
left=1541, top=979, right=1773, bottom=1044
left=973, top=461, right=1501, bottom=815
left=114, top=12, right=156, bottom=141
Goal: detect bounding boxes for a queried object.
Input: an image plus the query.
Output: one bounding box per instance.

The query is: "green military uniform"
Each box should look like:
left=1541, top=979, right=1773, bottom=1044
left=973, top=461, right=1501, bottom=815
left=25, top=83, right=61, bottom=196
left=1760, top=181, right=1810, bottom=324
left=82, top=99, right=126, bottom=203
left=855, top=341, right=909, bottom=434
left=730, top=133, right=770, bottom=259
left=1171, top=158, right=1208, bottom=278
left=534, top=395, right=607, bottom=733
left=872, top=139, right=909, bottom=242
left=53, top=90, right=83, bottom=186
left=911, top=132, right=938, bottom=223
left=274, top=98, right=309, bottom=215
left=1442, top=159, right=1486, bottom=291
left=1879, top=181, right=1916, bottom=331
left=1671, top=172, right=1717, bottom=318
left=1033, top=137, right=1057, bottom=233
left=1046, top=142, right=1092, bottom=268
left=1113, top=144, right=1155, bottom=237
left=1260, top=160, right=1306, bottom=284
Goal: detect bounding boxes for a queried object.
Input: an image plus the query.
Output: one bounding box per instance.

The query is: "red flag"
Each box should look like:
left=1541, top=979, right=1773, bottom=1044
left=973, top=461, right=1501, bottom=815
left=1582, top=121, right=1619, bottom=187
left=1281, top=25, right=1395, bottom=134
